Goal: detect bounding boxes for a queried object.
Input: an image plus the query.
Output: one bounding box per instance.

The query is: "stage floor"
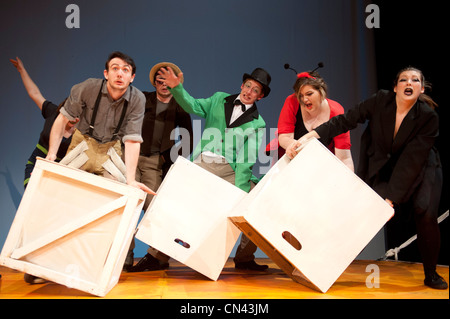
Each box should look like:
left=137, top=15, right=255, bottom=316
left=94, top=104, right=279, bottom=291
left=0, top=259, right=448, bottom=299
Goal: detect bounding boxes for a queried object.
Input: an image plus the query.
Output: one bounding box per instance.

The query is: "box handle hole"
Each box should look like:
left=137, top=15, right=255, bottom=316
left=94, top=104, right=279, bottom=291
left=174, top=238, right=190, bottom=249
left=282, top=231, right=302, bottom=250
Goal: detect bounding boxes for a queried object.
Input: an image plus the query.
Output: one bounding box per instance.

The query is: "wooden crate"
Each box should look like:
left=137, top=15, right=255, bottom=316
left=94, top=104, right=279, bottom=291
left=135, top=156, right=245, bottom=281
left=230, top=138, right=394, bottom=293
left=0, top=158, right=146, bottom=297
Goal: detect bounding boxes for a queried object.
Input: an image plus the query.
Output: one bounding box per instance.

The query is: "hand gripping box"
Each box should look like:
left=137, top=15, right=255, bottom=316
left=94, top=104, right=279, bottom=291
left=135, top=156, right=245, bottom=281
left=0, top=158, right=146, bottom=297
left=230, top=138, right=394, bottom=293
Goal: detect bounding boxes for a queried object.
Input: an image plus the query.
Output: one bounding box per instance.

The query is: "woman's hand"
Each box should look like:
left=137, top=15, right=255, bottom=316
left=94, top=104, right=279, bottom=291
left=286, top=139, right=302, bottom=159
left=286, top=131, right=320, bottom=159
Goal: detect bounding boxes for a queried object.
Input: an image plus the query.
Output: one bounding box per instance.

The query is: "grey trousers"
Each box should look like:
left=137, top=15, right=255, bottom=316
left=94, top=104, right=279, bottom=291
left=129, top=154, right=167, bottom=258
left=149, top=154, right=258, bottom=264
left=194, top=155, right=258, bottom=263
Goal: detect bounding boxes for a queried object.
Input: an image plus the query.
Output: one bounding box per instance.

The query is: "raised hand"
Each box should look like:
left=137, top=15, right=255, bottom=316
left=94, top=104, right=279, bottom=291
left=157, top=66, right=183, bottom=89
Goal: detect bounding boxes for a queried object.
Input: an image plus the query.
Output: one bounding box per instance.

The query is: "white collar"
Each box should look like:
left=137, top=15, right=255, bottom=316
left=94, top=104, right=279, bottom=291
left=235, top=95, right=252, bottom=110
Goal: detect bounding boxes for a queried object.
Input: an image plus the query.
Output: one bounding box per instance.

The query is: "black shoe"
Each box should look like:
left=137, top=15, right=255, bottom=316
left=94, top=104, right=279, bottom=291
left=24, top=273, right=47, bottom=284
left=128, top=253, right=169, bottom=272
left=235, top=260, right=268, bottom=271
left=424, top=272, right=448, bottom=290
left=123, top=250, right=134, bottom=272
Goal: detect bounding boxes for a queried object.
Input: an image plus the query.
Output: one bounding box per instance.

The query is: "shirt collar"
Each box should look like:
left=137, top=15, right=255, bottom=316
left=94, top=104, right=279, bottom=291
left=102, top=81, right=132, bottom=102
left=235, top=94, right=253, bottom=110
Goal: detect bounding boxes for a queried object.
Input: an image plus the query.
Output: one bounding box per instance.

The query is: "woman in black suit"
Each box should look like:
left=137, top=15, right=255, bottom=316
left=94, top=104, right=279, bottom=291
left=288, top=67, right=447, bottom=290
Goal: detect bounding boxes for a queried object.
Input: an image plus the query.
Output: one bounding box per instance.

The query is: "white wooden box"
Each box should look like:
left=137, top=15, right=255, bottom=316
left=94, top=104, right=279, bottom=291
left=135, top=156, right=245, bottom=281
left=0, top=158, right=146, bottom=297
left=230, top=138, right=394, bottom=293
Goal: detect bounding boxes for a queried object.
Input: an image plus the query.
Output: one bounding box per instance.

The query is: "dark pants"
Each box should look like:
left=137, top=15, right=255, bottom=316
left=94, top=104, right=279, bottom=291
left=385, top=148, right=443, bottom=276
left=24, top=146, right=48, bottom=188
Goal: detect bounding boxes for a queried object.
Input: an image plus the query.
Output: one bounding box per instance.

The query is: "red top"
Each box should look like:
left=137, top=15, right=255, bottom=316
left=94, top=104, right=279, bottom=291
left=267, top=94, right=351, bottom=155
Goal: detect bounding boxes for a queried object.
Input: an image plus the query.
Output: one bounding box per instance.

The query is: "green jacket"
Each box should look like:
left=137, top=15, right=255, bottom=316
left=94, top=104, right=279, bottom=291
left=169, top=83, right=266, bottom=192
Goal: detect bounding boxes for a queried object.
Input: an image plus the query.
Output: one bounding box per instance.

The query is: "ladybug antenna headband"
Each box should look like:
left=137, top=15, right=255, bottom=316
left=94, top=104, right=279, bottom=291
left=284, top=63, right=298, bottom=75
left=297, top=72, right=315, bottom=79
left=312, top=62, right=324, bottom=72
left=284, top=62, right=324, bottom=79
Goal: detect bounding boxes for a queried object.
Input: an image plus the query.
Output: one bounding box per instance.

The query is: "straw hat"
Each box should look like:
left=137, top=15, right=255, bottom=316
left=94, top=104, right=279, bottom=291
left=149, top=62, right=184, bottom=86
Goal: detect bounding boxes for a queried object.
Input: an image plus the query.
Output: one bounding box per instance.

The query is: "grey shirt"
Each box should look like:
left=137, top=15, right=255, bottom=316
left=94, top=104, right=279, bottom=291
left=61, top=78, right=145, bottom=143
left=150, top=99, right=169, bottom=153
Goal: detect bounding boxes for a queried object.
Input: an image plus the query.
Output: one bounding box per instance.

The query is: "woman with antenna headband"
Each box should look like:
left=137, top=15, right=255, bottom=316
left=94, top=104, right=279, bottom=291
left=270, top=63, right=354, bottom=171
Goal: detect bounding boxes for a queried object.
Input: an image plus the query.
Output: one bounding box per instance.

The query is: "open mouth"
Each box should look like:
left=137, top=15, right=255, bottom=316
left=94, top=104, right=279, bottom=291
left=241, top=95, right=251, bottom=103
left=404, top=88, right=413, bottom=96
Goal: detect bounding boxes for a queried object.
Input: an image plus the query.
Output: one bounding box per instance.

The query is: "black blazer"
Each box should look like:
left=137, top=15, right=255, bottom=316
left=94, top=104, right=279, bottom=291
left=315, top=90, right=439, bottom=204
left=223, top=94, right=260, bottom=128
left=140, top=91, right=194, bottom=173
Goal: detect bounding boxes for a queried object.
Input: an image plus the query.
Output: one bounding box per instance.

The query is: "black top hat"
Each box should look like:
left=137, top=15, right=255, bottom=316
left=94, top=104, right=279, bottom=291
left=243, top=68, right=271, bottom=98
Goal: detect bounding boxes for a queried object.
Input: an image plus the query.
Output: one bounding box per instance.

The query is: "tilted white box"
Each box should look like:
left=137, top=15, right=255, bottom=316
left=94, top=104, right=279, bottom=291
left=230, top=138, right=394, bottom=293
left=135, top=156, right=244, bottom=281
left=0, top=158, right=146, bottom=297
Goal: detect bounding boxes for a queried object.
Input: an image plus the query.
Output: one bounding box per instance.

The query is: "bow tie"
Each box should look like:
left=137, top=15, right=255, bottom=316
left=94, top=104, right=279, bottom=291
left=234, top=100, right=247, bottom=112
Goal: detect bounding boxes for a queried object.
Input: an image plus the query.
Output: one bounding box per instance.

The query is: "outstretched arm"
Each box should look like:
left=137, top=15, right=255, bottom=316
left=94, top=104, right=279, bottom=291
left=10, top=57, right=46, bottom=109
left=46, top=113, right=68, bottom=161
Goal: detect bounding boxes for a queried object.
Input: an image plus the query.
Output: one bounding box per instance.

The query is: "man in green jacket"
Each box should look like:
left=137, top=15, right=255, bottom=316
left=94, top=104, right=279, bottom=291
left=159, top=66, right=271, bottom=270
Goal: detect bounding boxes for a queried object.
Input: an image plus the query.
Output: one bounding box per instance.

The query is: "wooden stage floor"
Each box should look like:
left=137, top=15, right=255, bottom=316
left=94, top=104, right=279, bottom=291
left=0, top=258, right=448, bottom=300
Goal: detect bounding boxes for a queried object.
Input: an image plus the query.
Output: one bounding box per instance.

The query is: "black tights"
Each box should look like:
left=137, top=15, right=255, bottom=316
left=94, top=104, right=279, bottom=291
left=412, top=160, right=442, bottom=276
left=386, top=150, right=443, bottom=276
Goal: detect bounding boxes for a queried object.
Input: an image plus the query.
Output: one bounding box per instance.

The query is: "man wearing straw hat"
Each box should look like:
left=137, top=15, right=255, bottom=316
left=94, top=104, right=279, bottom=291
left=139, top=62, right=193, bottom=212
left=126, top=62, right=193, bottom=272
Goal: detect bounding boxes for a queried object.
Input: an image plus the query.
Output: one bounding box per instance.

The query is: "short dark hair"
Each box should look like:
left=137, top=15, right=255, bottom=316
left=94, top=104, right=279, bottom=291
left=105, top=51, right=137, bottom=75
